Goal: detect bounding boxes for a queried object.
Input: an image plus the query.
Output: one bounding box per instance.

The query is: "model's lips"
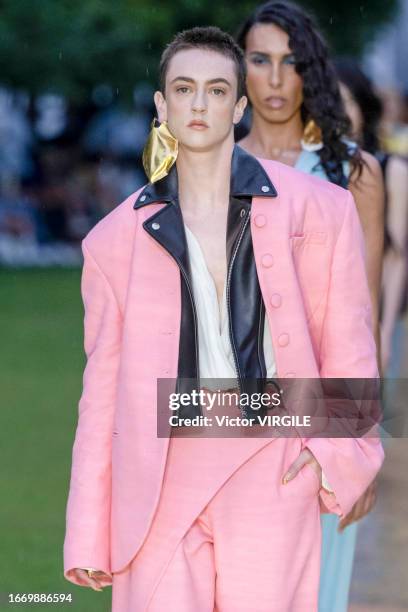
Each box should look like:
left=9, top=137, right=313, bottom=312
left=187, top=120, right=209, bottom=129
left=264, top=96, right=286, bottom=109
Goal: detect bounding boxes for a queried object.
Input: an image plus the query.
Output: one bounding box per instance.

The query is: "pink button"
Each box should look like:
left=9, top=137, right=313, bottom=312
left=278, top=333, right=290, bottom=347
left=270, top=293, right=282, bottom=308
left=255, top=214, right=266, bottom=228
left=284, top=371, right=296, bottom=378
left=261, top=254, right=274, bottom=268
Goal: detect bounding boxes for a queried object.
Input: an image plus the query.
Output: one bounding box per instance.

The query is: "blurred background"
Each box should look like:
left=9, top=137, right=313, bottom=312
left=0, top=0, right=407, bottom=610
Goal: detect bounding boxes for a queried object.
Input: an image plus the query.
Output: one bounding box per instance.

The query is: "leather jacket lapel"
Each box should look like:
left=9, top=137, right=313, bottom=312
left=140, top=192, right=200, bottom=400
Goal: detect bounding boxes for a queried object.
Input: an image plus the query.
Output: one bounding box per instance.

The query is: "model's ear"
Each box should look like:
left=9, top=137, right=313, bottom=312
left=233, top=95, right=248, bottom=125
left=154, top=91, right=167, bottom=123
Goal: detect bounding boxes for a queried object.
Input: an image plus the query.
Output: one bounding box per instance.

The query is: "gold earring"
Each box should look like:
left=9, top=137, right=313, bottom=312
left=142, top=119, right=178, bottom=183
left=301, top=119, right=323, bottom=152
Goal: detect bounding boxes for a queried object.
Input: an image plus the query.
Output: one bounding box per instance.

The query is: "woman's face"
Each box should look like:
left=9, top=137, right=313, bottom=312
left=339, top=82, right=363, bottom=140
left=244, top=23, right=304, bottom=124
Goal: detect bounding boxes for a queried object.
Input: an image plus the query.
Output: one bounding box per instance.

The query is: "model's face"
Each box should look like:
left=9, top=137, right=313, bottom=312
left=154, top=48, right=247, bottom=152
left=339, top=82, right=363, bottom=140
left=244, top=23, right=303, bottom=124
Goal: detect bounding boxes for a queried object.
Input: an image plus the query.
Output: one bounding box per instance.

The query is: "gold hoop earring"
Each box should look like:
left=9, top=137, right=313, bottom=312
left=301, top=119, right=323, bottom=152
left=142, top=119, right=178, bottom=183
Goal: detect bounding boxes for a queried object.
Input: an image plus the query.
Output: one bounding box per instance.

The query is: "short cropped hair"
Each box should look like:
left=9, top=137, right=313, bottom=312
left=159, top=26, right=246, bottom=99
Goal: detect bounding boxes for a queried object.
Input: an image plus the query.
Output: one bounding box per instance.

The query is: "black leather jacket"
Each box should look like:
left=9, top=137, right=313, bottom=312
left=134, top=145, right=278, bottom=416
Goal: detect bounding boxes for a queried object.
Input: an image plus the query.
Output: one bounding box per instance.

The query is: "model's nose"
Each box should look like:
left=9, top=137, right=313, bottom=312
left=191, top=90, right=207, bottom=113
left=269, top=61, right=283, bottom=88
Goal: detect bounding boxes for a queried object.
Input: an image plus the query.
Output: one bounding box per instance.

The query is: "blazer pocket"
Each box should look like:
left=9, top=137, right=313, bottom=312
left=290, top=231, right=327, bottom=245
left=290, top=236, right=329, bottom=322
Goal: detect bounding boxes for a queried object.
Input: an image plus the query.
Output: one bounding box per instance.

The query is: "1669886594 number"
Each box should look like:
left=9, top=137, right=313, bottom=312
left=7, top=593, right=73, bottom=604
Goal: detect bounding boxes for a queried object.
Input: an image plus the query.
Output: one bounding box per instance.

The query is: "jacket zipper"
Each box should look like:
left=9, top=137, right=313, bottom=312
left=226, top=210, right=251, bottom=418
left=171, top=256, right=201, bottom=416
left=181, top=268, right=201, bottom=396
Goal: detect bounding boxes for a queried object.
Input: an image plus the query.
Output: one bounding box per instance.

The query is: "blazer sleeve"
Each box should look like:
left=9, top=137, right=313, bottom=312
left=63, top=239, right=121, bottom=586
left=304, top=190, right=384, bottom=517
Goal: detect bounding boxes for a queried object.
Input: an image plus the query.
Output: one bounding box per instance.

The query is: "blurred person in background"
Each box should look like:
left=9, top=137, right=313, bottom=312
left=35, top=146, right=73, bottom=243
left=0, top=176, right=38, bottom=242
left=236, top=2, right=384, bottom=611
left=335, top=58, right=408, bottom=374
left=378, top=86, right=408, bottom=157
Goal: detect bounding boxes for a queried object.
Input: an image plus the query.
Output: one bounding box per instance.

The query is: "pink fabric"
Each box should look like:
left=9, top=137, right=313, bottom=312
left=63, top=158, right=384, bottom=585
left=112, top=436, right=321, bottom=612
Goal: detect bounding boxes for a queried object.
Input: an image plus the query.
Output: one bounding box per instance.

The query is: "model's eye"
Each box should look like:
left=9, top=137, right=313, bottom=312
left=251, top=55, right=269, bottom=66
left=211, top=88, right=226, bottom=96
left=282, top=54, right=296, bottom=66
left=176, top=86, right=191, bottom=94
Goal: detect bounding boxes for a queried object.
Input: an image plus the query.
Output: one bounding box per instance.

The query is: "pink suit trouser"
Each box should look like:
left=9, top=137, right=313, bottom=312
left=112, top=435, right=322, bottom=612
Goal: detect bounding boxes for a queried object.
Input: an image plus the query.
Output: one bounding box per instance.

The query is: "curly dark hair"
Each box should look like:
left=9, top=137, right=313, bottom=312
left=236, top=1, right=363, bottom=186
left=334, top=58, right=383, bottom=155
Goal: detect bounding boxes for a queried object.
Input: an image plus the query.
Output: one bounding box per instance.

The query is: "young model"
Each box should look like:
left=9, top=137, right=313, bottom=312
left=236, top=3, right=385, bottom=610
left=63, top=26, right=383, bottom=611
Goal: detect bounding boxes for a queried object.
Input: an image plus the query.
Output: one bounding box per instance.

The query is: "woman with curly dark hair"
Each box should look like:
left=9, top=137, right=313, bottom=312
left=236, top=3, right=384, bottom=611
left=335, top=58, right=408, bottom=373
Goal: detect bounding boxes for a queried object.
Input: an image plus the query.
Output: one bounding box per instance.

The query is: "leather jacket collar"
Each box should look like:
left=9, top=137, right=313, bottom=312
left=133, top=144, right=277, bottom=208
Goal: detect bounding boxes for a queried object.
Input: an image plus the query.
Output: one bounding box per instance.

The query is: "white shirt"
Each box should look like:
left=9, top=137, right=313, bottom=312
left=185, top=225, right=277, bottom=383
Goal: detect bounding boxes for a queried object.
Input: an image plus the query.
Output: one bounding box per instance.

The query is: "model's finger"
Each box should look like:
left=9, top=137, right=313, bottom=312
left=74, top=569, right=92, bottom=586
left=87, top=576, right=103, bottom=591
left=357, top=490, right=375, bottom=520
left=352, top=494, right=373, bottom=523
left=307, top=460, right=322, bottom=482
left=282, top=449, right=310, bottom=483
left=91, top=581, right=103, bottom=592
left=93, top=571, right=112, bottom=586
left=352, top=505, right=364, bottom=523
left=338, top=516, right=351, bottom=532
left=92, top=571, right=111, bottom=579
left=341, top=497, right=366, bottom=530
left=362, top=492, right=375, bottom=517
left=75, top=569, right=103, bottom=591
left=338, top=508, right=356, bottom=532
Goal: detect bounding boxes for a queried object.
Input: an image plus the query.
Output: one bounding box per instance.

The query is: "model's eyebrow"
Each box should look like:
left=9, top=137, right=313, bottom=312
left=247, top=50, right=294, bottom=59
left=170, top=76, right=232, bottom=87
left=206, top=78, right=232, bottom=87
left=247, top=51, right=270, bottom=56
left=170, top=76, right=195, bottom=84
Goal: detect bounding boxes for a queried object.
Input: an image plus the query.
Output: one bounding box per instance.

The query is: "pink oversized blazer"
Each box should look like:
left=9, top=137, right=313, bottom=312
left=63, top=158, right=384, bottom=585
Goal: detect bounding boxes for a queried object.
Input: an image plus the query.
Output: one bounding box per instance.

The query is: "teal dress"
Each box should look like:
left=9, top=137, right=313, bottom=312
left=295, top=149, right=359, bottom=612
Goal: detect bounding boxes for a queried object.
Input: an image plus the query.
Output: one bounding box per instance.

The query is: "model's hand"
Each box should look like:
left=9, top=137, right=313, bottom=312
left=69, top=568, right=112, bottom=591
left=338, top=479, right=378, bottom=532
left=282, top=448, right=322, bottom=485
left=380, top=327, right=391, bottom=373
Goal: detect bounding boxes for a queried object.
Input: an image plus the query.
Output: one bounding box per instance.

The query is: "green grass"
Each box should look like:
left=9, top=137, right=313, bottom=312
left=0, top=269, right=111, bottom=611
